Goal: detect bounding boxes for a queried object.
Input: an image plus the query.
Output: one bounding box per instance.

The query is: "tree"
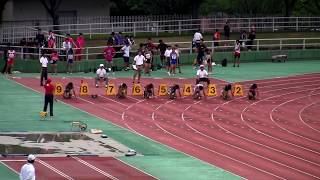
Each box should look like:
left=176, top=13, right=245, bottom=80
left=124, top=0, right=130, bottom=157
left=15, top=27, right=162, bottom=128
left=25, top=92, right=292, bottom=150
left=0, top=0, right=9, bottom=24
left=284, top=0, right=298, bottom=16
left=40, top=0, right=62, bottom=31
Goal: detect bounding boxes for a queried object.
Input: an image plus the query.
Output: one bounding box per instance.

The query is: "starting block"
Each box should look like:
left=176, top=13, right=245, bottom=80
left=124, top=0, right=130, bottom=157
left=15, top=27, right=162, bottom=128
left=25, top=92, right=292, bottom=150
left=79, top=82, right=89, bottom=96
left=132, top=83, right=143, bottom=96
left=183, top=84, right=193, bottom=96
left=54, top=83, right=63, bottom=96
left=233, top=84, right=244, bottom=96
left=158, top=84, right=168, bottom=96
left=71, top=121, right=87, bottom=131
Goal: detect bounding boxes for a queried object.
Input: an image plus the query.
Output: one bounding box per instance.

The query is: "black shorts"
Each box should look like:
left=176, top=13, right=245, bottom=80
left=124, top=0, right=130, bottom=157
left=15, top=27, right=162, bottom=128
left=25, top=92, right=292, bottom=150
left=123, top=56, right=129, bottom=63
left=145, top=58, right=151, bottom=64
left=50, top=60, right=57, bottom=65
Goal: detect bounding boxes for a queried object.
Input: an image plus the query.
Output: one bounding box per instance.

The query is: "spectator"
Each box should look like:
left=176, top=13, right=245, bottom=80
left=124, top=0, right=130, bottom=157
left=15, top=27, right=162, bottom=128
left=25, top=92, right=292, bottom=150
left=247, top=30, right=256, bottom=51
left=20, top=38, right=27, bottom=59
left=193, top=29, right=203, bottom=48
left=5, top=47, right=15, bottom=75
left=120, top=43, right=131, bottom=71
left=233, top=40, right=241, bottom=67
left=115, top=32, right=124, bottom=45
left=240, top=30, right=247, bottom=47
left=20, top=154, right=36, bottom=180
left=39, top=52, right=49, bottom=86
left=75, top=33, right=85, bottom=61
left=95, top=64, right=108, bottom=88
left=67, top=48, right=74, bottom=74
left=35, top=29, right=45, bottom=47
left=213, top=29, right=221, bottom=48
left=50, top=50, right=59, bottom=75
left=144, top=49, right=152, bottom=76
left=107, top=32, right=116, bottom=45
left=175, top=44, right=182, bottom=74
left=196, top=39, right=206, bottom=67
left=62, top=37, right=72, bottom=61
left=164, top=45, right=172, bottom=75
left=205, top=48, right=213, bottom=74
left=196, top=64, right=210, bottom=85
left=47, top=30, right=56, bottom=49
left=132, top=51, right=145, bottom=84
left=103, top=42, right=116, bottom=74
left=224, top=21, right=230, bottom=40
left=169, top=46, right=178, bottom=76
left=157, top=39, right=167, bottom=68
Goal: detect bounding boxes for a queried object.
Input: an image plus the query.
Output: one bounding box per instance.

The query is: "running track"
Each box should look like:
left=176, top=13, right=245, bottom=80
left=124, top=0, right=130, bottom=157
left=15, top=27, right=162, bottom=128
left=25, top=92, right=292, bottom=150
left=12, top=73, right=320, bottom=179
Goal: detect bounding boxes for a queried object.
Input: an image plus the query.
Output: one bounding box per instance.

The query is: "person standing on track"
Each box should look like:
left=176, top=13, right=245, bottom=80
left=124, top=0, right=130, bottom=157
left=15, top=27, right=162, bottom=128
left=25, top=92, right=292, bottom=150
left=43, top=78, right=54, bottom=118
left=233, top=40, right=241, bottom=67
left=40, top=52, right=48, bottom=86
left=20, top=154, right=36, bottom=180
left=132, top=51, right=145, bottom=84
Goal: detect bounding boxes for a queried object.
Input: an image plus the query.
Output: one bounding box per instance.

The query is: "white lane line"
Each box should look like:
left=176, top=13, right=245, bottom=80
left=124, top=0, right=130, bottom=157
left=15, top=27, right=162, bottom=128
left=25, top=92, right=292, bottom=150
left=0, top=161, right=19, bottom=175
left=181, top=114, right=320, bottom=179
left=10, top=78, right=215, bottom=180
left=299, top=101, right=320, bottom=133
left=71, top=156, right=118, bottom=180
left=269, top=92, right=320, bottom=136
left=98, top=95, right=129, bottom=107
left=151, top=105, right=282, bottom=179
left=241, top=87, right=320, bottom=155
left=114, top=157, right=160, bottom=180
left=269, top=92, right=320, bottom=143
left=37, top=159, right=74, bottom=180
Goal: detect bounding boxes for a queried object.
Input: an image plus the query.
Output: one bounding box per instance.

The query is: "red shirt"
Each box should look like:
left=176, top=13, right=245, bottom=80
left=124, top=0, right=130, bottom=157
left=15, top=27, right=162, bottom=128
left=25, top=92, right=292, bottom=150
left=103, top=46, right=116, bottom=61
left=44, top=83, right=55, bottom=95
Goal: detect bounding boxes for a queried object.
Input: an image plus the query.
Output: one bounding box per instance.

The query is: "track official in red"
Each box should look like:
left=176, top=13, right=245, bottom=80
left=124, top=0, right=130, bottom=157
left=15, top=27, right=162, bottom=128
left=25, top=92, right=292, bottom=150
left=43, top=78, right=54, bottom=117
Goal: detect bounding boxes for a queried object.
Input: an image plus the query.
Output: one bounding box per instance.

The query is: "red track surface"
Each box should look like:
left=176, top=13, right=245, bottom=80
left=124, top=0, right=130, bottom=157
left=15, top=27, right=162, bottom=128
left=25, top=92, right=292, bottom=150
left=1, top=156, right=155, bottom=180
left=12, top=74, right=320, bottom=179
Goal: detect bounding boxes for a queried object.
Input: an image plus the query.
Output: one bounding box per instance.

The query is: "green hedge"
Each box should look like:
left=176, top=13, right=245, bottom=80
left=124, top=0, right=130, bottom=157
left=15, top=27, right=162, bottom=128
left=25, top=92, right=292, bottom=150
left=1, top=49, right=319, bottom=73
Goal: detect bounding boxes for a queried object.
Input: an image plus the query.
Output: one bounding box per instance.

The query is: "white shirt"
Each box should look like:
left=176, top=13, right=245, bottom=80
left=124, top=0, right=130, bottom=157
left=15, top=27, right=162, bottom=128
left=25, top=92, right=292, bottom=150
left=39, top=56, right=48, bottom=67
left=193, top=32, right=203, bottom=42
left=121, top=45, right=131, bottom=57
left=134, top=55, right=145, bottom=65
left=96, top=68, right=107, bottom=78
left=197, top=69, right=208, bottom=78
left=62, top=41, right=71, bottom=50
left=164, top=49, right=172, bottom=58
left=20, top=163, right=35, bottom=180
left=234, top=43, right=241, bottom=53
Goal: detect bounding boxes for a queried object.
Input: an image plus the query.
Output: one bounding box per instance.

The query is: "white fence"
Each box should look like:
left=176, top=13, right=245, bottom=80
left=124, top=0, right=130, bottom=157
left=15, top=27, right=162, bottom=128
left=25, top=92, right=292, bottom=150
left=1, top=37, right=320, bottom=60
left=1, top=17, right=320, bottom=44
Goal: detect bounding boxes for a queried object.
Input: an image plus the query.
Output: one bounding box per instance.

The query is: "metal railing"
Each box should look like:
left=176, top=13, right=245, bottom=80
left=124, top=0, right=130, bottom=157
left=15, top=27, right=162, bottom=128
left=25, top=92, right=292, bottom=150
left=1, top=17, right=320, bottom=44
left=1, top=37, right=320, bottom=61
